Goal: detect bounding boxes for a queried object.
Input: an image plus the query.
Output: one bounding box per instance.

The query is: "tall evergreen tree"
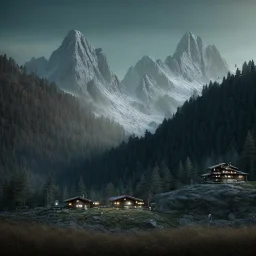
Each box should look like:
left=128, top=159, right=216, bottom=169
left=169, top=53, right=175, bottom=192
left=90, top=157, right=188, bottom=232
left=43, top=173, right=55, bottom=207
left=78, top=176, right=86, bottom=197
left=176, top=161, right=184, bottom=182
left=105, top=182, right=116, bottom=198
left=62, top=186, right=68, bottom=201
left=185, top=157, right=193, bottom=184
left=151, top=165, right=162, bottom=194
left=161, top=163, right=174, bottom=192
left=240, top=131, right=256, bottom=180
left=135, top=174, right=148, bottom=199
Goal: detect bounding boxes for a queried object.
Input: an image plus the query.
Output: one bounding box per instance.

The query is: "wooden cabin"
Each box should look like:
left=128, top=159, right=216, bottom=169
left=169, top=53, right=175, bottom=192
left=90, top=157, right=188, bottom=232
left=201, top=163, right=249, bottom=183
left=64, top=196, right=93, bottom=209
left=109, top=195, right=145, bottom=208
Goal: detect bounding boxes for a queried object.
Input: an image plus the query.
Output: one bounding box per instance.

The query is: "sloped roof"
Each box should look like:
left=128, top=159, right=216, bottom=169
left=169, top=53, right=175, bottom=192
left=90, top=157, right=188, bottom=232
left=109, top=195, right=144, bottom=202
left=64, top=196, right=93, bottom=203
left=201, top=170, right=249, bottom=176
left=207, top=163, right=238, bottom=170
left=201, top=173, right=211, bottom=177
left=236, top=170, right=249, bottom=175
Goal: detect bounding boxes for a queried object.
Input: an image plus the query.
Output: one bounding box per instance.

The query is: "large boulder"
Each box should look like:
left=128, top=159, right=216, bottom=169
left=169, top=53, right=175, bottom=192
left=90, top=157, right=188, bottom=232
left=151, top=184, right=256, bottom=221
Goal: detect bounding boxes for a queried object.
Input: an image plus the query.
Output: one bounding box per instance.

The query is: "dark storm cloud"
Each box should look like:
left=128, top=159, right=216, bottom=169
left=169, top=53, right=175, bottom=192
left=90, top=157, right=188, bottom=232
left=1, top=0, right=256, bottom=78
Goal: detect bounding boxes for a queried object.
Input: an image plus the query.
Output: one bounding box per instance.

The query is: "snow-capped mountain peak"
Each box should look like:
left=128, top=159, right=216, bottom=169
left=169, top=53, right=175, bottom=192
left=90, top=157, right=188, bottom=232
left=173, top=32, right=205, bottom=62
left=164, top=32, right=229, bottom=82
left=25, top=30, right=230, bottom=135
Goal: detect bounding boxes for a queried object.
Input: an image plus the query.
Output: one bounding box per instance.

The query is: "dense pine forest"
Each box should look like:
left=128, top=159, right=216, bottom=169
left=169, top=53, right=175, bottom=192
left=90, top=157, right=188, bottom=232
left=0, top=54, right=125, bottom=208
left=75, top=61, right=256, bottom=202
left=1, top=54, right=256, bottom=209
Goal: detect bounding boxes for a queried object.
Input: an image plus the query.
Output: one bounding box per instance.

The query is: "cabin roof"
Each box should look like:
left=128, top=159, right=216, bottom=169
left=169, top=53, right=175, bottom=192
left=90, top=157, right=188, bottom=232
left=207, top=163, right=238, bottom=170
left=109, top=195, right=144, bottom=202
left=201, top=170, right=249, bottom=177
left=201, top=173, right=211, bottom=177
left=64, top=196, right=93, bottom=203
left=236, top=170, right=249, bottom=175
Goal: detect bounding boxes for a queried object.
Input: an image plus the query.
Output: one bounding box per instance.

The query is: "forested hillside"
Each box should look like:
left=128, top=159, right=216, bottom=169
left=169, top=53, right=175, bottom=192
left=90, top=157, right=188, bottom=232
left=77, top=61, right=256, bottom=201
left=0, top=54, right=125, bottom=208
left=1, top=55, right=256, bottom=209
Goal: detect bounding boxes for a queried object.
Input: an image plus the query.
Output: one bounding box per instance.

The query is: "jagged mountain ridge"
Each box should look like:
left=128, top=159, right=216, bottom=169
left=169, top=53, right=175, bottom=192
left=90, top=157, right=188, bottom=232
left=122, top=32, right=229, bottom=109
left=25, top=30, right=229, bottom=135
left=25, top=30, right=162, bottom=135
left=166, top=32, right=229, bottom=82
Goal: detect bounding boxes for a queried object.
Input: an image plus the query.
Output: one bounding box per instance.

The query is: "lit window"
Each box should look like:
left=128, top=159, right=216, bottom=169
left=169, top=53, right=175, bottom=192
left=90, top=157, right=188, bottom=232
left=68, top=203, right=72, bottom=206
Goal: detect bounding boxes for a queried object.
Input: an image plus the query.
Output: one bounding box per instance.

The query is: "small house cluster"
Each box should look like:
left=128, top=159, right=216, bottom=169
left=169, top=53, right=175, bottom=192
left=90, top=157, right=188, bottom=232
left=61, top=195, right=146, bottom=209
left=58, top=163, right=248, bottom=210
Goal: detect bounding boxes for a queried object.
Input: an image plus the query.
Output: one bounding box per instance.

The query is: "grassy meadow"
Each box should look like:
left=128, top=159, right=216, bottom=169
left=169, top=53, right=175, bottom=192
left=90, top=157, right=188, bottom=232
left=1, top=219, right=256, bottom=256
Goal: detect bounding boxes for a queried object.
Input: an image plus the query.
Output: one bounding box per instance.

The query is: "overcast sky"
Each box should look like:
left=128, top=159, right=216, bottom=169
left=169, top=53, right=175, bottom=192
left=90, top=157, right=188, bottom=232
left=1, top=0, right=256, bottom=79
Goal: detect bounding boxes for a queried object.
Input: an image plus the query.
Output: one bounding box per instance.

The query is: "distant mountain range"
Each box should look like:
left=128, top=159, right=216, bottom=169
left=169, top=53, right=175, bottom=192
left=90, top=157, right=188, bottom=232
left=25, top=30, right=229, bottom=134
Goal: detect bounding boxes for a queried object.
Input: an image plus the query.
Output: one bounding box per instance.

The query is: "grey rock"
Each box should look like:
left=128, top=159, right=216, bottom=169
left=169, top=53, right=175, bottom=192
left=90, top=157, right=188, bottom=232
left=152, top=184, right=256, bottom=226
left=228, top=212, right=236, bottom=221
left=144, top=219, right=157, bottom=229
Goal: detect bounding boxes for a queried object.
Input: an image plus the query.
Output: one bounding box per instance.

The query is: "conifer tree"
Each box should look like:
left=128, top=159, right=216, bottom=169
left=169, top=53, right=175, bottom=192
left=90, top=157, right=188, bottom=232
left=161, top=163, right=174, bottom=191
left=105, top=182, right=116, bottom=198
left=240, top=131, right=256, bottom=180
left=78, top=176, right=86, bottom=197
left=176, top=161, right=184, bottom=182
left=62, top=186, right=68, bottom=201
left=43, top=173, right=55, bottom=207
left=151, top=165, right=162, bottom=194
left=135, top=174, right=148, bottom=199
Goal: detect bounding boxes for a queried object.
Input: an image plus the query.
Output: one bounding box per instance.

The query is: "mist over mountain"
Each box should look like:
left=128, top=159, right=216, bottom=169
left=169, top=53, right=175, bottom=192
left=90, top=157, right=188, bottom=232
left=25, top=30, right=229, bottom=135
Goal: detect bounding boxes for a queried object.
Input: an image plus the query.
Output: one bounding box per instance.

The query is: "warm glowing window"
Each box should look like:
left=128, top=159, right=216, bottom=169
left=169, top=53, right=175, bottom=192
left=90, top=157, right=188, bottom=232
left=68, top=203, right=72, bottom=206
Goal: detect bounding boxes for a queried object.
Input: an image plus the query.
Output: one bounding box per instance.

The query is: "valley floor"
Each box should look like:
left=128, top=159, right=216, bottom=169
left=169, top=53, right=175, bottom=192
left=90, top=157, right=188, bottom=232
left=1, top=218, right=256, bottom=256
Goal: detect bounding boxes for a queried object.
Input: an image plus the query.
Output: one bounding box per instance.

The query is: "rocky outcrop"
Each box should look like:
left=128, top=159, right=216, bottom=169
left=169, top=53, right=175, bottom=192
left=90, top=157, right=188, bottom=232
left=151, top=184, right=256, bottom=227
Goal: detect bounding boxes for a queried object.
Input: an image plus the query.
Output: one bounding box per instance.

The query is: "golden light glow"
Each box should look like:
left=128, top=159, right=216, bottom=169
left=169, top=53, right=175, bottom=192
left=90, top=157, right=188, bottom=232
left=68, top=203, right=72, bottom=206
left=93, top=202, right=100, bottom=205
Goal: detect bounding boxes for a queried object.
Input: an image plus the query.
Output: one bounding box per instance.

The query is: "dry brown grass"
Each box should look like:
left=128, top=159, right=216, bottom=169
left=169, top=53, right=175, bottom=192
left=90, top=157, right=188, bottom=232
left=1, top=220, right=256, bottom=256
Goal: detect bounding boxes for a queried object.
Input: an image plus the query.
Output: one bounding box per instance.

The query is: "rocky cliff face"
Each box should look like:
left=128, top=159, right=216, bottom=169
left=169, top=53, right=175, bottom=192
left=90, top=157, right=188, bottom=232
left=152, top=184, right=256, bottom=227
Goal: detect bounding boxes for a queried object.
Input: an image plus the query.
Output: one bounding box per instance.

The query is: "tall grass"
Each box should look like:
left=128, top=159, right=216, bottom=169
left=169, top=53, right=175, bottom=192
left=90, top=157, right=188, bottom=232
left=1, top=220, right=256, bottom=256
